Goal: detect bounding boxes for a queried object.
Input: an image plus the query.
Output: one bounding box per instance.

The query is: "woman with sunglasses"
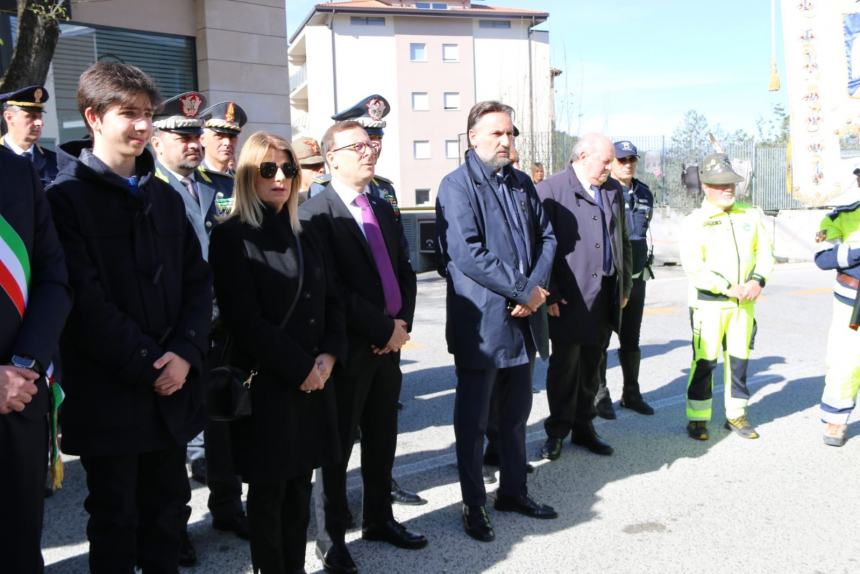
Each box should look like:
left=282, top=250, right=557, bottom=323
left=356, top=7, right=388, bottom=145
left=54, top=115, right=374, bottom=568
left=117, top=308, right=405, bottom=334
left=209, top=131, right=345, bottom=573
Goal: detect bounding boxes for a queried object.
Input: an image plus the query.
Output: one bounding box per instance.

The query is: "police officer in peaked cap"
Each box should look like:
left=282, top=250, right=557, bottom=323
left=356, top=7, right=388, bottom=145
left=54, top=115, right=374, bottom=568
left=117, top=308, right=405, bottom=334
left=0, top=85, right=58, bottom=187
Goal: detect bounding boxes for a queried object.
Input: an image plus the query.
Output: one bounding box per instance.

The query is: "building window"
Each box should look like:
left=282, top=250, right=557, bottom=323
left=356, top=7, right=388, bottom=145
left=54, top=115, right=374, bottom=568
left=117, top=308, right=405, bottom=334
left=416, top=2, right=448, bottom=9
left=479, top=20, right=511, bottom=29
left=414, top=140, right=431, bottom=159
left=415, top=189, right=431, bottom=205
left=410, top=43, right=427, bottom=61
left=442, top=43, right=459, bottom=62
left=445, top=140, right=460, bottom=159
left=412, top=92, right=429, bottom=111
left=351, top=16, right=385, bottom=26
left=443, top=92, right=460, bottom=110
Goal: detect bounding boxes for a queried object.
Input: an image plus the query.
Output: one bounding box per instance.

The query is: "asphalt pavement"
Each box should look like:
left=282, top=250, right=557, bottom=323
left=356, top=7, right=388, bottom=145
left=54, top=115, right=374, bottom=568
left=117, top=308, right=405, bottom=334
left=43, top=263, right=860, bottom=574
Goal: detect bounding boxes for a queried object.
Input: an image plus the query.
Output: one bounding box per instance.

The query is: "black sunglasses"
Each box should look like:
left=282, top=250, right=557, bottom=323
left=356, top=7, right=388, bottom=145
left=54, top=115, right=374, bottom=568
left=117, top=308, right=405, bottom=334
left=259, top=161, right=299, bottom=179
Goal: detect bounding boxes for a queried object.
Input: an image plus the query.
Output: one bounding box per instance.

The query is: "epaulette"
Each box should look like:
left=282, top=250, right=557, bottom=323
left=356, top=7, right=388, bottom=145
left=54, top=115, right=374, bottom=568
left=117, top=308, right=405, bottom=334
left=827, top=201, right=860, bottom=220
left=196, top=165, right=213, bottom=184
left=373, top=174, right=392, bottom=185
left=313, top=173, right=332, bottom=185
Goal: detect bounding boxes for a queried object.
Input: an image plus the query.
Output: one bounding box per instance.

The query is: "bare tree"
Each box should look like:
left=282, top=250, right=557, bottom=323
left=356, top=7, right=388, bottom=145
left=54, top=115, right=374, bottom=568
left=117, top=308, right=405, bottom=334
left=0, top=0, right=67, bottom=92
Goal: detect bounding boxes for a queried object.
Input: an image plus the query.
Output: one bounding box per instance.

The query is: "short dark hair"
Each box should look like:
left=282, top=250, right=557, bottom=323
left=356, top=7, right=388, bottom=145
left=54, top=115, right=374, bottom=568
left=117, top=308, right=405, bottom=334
left=321, top=120, right=366, bottom=163
left=77, top=62, right=160, bottom=132
left=466, top=100, right=513, bottom=133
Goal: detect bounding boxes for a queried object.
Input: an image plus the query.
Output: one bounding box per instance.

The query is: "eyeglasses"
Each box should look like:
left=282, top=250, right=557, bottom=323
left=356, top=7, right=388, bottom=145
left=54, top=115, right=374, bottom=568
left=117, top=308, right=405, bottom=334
left=259, top=162, right=299, bottom=179
left=329, top=141, right=381, bottom=156
left=617, top=157, right=638, bottom=164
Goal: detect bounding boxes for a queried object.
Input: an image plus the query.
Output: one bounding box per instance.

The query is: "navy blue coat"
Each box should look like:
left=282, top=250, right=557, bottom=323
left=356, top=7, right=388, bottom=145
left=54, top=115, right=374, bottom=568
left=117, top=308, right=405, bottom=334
left=0, top=147, right=70, bottom=419
left=436, top=149, right=556, bottom=369
left=537, top=165, right=632, bottom=345
left=1, top=136, right=58, bottom=188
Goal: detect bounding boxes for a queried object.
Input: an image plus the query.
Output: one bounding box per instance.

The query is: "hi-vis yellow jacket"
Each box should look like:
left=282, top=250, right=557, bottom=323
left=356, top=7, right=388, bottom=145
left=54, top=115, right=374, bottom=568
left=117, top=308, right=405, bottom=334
left=680, top=200, right=774, bottom=307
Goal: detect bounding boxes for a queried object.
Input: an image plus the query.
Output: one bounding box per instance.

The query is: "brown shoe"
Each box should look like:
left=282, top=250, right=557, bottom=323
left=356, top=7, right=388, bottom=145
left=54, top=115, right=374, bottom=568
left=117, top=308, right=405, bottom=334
left=823, top=423, right=847, bottom=447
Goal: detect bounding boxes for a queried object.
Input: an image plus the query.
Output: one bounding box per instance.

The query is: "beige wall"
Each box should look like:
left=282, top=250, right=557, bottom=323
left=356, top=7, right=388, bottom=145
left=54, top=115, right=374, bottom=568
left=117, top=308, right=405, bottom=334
left=70, top=0, right=291, bottom=142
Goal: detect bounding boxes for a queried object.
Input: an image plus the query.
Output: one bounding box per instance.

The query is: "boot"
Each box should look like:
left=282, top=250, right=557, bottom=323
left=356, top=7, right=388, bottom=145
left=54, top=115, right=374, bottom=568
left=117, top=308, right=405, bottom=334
left=619, top=350, right=654, bottom=415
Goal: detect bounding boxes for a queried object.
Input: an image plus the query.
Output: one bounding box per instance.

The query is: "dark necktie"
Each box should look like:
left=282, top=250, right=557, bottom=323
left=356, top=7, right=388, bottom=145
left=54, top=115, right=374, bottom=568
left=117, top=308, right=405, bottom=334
left=592, top=185, right=614, bottom=276
left=355, top=193, right=402, bottom=317
left=23, top=150, right=33, bottom=163
left=497, top=173, right=530, bottom=273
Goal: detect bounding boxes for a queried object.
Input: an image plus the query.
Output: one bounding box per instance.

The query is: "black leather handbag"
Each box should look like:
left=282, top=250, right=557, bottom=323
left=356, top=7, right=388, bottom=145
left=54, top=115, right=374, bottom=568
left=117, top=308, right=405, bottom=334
left=207, top=230, right=304, bottom=422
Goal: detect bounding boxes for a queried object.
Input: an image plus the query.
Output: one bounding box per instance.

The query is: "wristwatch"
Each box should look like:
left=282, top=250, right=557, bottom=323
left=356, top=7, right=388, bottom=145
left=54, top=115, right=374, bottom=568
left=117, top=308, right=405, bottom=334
left=11, top=354, right=40, bottom=374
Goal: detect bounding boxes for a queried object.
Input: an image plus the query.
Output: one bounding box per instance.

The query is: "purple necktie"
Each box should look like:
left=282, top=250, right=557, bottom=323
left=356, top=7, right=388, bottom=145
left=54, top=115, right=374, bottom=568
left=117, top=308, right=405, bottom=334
left=355, top=193, right=402, bottom=317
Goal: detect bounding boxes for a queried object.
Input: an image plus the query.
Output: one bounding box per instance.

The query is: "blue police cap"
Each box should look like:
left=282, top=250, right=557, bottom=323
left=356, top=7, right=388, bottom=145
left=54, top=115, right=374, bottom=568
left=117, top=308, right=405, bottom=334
left=200, top=101, right=247, bottom=136
left=0, top=85, right=49, bottom=112
left=614, top=140, right=639, bottom=159
left=153, top=91, right=206, bottom=134
left=331, top=94, right=390, bottom=136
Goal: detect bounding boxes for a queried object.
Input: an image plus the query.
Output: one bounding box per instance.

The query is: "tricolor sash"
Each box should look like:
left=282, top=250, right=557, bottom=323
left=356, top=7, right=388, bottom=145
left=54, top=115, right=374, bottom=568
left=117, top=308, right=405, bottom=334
left=0, top=212, right=30, bottom=318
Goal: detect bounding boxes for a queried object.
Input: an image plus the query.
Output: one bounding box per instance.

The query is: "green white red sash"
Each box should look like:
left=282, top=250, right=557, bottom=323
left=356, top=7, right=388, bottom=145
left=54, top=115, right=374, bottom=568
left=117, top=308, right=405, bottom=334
left=0, top=212, right=30, bottom=318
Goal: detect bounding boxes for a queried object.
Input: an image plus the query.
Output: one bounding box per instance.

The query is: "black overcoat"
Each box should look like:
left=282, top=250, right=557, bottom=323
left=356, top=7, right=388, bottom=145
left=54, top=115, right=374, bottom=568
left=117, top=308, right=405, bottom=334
left=209, top=207, right=345, bottom=482
left=46, top=142, right=212, bottom=456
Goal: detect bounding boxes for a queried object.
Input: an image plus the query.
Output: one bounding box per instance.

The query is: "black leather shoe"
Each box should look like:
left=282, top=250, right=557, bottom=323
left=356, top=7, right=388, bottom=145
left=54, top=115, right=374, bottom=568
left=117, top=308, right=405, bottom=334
left=571, top=426, right=614, bottom=456
left=317, top=540, right=357, bottom=574
left=482, top=465, right=497, bottom=485
left=178, top=529, right=197, bottom=567
left=362, top=519, right=428, bottom=549
left=595, top=396, right=617, bottom=420
left=462, top=505, right=494, bottom=542
left=494, top=494, right=558, bottom=519
left=212, top=512, right=250, bottom=540
left=391, top=479, right=427, bottom=505
left=621, top=395, right=655, bottom=415
left=540, top=437, right=563, bottom=461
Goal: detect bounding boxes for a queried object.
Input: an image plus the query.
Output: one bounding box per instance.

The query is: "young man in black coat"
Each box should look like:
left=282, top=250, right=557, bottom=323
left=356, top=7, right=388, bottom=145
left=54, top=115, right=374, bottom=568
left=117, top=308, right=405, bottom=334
left=46, top=62, right=212, bottom=573
left=0, top=146, right=71, bottom=574
left=300, top=120, right=425, bottom=574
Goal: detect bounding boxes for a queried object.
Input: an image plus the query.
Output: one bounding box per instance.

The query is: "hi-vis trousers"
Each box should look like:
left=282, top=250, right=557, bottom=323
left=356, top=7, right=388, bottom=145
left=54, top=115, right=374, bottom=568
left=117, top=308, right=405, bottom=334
left=820, top=298, right=860, bottom=425
left=686, top=302, right=756, bottom=421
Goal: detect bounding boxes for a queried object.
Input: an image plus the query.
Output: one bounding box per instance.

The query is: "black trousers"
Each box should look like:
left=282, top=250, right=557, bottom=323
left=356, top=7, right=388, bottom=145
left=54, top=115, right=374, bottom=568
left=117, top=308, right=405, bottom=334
left=596, top=276, right=646, bottom=400
left=545, top=280, right=613, bottom=438
left=247, top=472, right=312, bottom=573
left=322, top=349, right=401, bottom=541
left=0, top=406, right=48, bottom=574
left=454, top=360, right=533, bottom=507
left=204, top=418, right=244, bottom=519
left=80, top=444, right=190, bottom=574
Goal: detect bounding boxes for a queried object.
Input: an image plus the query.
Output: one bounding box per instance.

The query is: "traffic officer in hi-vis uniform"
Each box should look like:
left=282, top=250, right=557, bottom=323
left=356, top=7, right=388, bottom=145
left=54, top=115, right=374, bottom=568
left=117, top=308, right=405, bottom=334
left=814, top=198, right=860, bottom=446
left=150, top=92, right=247, bottom=567
left=0, top=85, right=58, bottom=187
left=680, top=153, right=774, bottom=441
left=594, top=141, right=655, bottom=419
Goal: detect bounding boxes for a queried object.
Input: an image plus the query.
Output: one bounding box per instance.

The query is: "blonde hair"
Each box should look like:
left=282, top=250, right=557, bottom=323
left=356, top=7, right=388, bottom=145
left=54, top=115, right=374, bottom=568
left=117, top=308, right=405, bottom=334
left=228, top=131, right=301, bottom=232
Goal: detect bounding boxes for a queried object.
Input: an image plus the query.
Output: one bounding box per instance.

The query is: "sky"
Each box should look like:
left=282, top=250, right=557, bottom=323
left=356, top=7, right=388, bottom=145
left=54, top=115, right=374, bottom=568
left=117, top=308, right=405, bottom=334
left=285, top=0, right=789, bottom=138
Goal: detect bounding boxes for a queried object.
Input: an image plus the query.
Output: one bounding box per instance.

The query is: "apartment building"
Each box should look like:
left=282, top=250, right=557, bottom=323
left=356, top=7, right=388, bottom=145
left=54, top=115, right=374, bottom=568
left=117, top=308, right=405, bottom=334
left=289, top=0, right=551, bottom=208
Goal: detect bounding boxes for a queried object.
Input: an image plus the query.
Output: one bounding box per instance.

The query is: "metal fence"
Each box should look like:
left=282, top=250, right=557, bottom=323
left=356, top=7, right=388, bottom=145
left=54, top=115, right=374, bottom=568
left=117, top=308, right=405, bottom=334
left=515, top=133, right=800, bottom=213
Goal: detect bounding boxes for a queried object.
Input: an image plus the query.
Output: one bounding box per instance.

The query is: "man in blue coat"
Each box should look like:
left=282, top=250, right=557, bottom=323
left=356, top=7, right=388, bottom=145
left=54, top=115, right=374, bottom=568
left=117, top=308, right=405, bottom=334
left=436, top=101, right=558, bottom=543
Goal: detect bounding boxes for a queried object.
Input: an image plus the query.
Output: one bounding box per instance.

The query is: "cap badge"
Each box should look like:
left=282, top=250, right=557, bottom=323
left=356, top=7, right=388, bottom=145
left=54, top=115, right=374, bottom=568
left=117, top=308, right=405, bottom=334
left=180, top=93, right=203, bottom=118
left=304, top=138, right=320, bottom=156
left=366, top=98, right=385, bottom=121
left=33, top=88, right=43, bottom=104
left=225, top=102, right=235, bottom=123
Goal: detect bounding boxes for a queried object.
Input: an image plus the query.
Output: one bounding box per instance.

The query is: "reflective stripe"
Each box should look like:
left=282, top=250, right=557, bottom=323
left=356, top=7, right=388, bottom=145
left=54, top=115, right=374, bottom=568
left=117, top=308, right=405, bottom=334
left=687, top=399, right=711, bottom=421
left=833, top=281, right=857, bottom=301
left=838, top=243, right=851, bottom=268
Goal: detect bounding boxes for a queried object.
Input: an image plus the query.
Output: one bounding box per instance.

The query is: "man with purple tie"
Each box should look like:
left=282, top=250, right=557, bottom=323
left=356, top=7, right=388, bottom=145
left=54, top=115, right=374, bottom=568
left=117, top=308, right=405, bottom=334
left=300, top=120, right=425, bottom=574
